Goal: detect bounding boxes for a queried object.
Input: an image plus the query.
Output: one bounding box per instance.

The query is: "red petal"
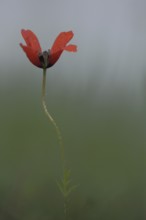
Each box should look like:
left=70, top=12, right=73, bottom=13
left=20, top=43, right=41, bottom=67
left=64, top=44, right=77, bottom=52
left=21, top=29, right=42, bottom=52
left=49, top=31, right=77, bottom=66
left=51, top=31, right=74, bottom=53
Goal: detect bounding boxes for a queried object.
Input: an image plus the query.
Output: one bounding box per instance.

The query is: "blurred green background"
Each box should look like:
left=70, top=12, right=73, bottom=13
left=0, top=0, right=146, bottom=219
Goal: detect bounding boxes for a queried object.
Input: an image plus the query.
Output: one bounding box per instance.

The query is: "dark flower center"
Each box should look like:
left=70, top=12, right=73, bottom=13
left=38, top=50, right=50, bottom=69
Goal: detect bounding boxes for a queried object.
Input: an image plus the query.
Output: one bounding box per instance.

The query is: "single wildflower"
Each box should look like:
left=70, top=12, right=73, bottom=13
left=20, top=29, right=77, bottom=219
left=20, top=29, right=77, bottom=69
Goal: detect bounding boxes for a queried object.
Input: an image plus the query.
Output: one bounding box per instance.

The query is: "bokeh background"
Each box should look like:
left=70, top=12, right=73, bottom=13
left=0, top=0, right=146, bottom=219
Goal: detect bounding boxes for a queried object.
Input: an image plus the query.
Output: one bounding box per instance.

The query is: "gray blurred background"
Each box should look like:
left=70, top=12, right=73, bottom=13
left=0, top=0, right=146, bottom=219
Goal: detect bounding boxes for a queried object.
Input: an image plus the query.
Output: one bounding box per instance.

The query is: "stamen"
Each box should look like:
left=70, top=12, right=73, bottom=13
left=39, top=50, right=50, bottom=69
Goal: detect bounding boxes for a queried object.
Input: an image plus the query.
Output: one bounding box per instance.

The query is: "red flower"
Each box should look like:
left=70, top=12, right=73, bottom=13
left=20, top=29, right=77, bottom=69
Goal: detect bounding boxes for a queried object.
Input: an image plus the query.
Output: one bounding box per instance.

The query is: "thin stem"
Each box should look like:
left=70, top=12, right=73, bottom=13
left=41, top=68, right=66, bottom=171
left=42, top=69, right=68, bottom=220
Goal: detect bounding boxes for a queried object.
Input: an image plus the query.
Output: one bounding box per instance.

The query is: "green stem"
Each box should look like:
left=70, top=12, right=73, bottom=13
left=41, top=68, right=67, bottom=218
left=41, top=68, right=66, bottom=171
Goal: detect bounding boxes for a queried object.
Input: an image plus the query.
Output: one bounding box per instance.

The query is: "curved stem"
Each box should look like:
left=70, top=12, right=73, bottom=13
left=41, top=69, right=75, bottom=219
left=41, top=68, right=66, bottom=171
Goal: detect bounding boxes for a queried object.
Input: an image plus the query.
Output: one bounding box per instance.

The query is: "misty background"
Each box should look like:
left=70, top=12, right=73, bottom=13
left=0, top=0, right=146, bottom=219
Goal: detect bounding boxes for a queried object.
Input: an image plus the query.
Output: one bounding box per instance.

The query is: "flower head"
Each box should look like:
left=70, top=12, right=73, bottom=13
left=20, top=29, right=77, bottom=69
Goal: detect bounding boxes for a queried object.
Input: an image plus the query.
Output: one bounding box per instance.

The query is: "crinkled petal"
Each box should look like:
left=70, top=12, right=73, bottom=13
left=21, top=29, right=42, bottom=52
left=49, top=31, right=77, bottom=66
left=20, top=43, right=41, bottom=68
left=64, top=44, right=77, bottom=52
left=51, top=31, right=74, bottom=53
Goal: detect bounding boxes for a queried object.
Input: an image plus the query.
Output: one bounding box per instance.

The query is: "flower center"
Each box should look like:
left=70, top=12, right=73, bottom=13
left=38, top=50, right=50, bottom=69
